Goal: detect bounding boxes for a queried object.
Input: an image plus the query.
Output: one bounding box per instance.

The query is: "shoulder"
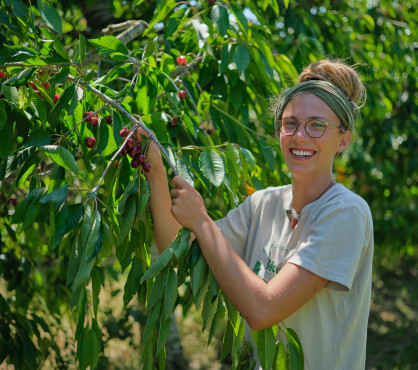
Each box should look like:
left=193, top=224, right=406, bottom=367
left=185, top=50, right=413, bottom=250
left=319, top=184, right=371, bottom=217
left=249, top=184, right=291, bottom=206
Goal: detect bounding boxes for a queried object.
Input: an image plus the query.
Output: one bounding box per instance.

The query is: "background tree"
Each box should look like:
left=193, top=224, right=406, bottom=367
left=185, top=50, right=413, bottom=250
left=0, top=0, right=416, bottom=369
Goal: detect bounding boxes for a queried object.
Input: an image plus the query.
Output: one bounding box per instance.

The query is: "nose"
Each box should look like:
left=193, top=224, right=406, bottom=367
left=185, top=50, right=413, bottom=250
left=293, top=122, right=309, bottom=142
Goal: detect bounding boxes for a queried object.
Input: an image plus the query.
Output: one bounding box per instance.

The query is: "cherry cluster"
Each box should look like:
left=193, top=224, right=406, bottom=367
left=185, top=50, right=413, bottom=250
left=119, top=128, right=151, bottom=172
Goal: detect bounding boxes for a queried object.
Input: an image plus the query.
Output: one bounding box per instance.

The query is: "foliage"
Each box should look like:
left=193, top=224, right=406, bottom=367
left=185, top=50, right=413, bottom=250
left=0, top=0, right=416, bottom=369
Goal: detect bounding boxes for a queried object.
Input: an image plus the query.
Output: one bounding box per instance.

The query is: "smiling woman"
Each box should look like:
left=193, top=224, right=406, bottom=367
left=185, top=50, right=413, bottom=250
left=145, top=59, right=374, bottom=369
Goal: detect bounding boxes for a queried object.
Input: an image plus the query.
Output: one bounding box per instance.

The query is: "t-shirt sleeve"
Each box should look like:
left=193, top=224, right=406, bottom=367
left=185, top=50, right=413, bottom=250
left=289, top=201, right=369, bottom=291
left=214, top=195, right=253, bottom=260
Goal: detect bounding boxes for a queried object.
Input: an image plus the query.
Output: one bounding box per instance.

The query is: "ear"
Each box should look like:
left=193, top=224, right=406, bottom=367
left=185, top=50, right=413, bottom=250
left=337, top=130, right=352, bottom=153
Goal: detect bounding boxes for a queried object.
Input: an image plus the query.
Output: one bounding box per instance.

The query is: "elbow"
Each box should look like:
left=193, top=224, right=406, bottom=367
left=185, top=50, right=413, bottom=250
left=244, top=310, right=279, bottom=331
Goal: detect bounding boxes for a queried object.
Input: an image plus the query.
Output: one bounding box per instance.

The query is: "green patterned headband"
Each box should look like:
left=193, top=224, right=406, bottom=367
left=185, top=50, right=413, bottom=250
left=275, top=80, right=356, bottom=131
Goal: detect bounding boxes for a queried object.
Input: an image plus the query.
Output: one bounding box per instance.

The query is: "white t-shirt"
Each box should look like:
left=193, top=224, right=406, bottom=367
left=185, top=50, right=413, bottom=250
left=215, top=184, right=373, bottom=370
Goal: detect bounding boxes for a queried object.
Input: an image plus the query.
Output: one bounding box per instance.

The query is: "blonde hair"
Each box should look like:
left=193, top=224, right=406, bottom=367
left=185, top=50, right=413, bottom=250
left=297, top=59, right=366, bottom=107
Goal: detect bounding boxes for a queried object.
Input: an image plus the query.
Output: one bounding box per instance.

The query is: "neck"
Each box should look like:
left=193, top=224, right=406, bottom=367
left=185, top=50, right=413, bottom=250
left=291, top=174, right=335, bottom=213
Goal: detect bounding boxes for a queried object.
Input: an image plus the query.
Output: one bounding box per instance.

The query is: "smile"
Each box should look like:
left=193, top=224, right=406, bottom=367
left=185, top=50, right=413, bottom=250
left=291, top=149, right=315, bottom=157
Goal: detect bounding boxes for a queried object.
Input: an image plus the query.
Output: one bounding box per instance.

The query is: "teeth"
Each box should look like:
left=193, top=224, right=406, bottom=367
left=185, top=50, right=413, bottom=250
left=292, top=149, right=314, bottom=157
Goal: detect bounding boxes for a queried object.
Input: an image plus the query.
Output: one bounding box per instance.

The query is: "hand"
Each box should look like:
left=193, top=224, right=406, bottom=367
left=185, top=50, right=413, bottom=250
left=134, top=127, right=163, bottom=171
left=170, top=176, right=210, bottom=231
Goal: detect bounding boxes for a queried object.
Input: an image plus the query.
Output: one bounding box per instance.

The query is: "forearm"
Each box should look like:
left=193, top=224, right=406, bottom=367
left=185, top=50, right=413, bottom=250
left=192, top=216, right=270, bottom=328
left=145, top=164, right=180, bottom=254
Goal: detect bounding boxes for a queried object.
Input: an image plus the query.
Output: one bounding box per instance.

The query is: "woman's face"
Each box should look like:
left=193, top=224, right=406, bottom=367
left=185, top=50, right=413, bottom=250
left=279, top=92, right=351, bottom=180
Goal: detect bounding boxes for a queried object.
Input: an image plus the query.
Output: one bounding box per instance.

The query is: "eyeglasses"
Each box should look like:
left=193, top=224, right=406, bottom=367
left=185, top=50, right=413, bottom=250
left=277, top=119, right=345, bottom=138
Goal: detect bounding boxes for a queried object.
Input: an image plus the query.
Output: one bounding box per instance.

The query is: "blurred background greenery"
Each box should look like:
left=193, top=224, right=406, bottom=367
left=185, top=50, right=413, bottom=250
left=0, top=0, right=416, bottom=368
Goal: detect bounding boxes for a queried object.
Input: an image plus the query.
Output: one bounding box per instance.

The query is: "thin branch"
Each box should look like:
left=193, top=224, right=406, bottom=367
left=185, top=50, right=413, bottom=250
left=62, top=77, right=178, bottom=190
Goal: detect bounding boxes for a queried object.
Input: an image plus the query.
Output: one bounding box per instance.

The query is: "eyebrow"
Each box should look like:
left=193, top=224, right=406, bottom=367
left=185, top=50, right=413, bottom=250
left=282, top=115, right=330, bottom=121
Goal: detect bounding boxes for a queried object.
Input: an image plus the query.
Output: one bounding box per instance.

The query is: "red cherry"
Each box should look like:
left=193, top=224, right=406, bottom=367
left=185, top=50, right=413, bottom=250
left=126, top=138, right=135, bottom=151
left=42, top=82, right=50, bottom=90
left=120, top=147, right=128, bottom=156
left=85, top=137, right=96, bottom=148
left=91, top=117, right=99, bottom=127
left=138, top=154, right=146, bottom=165
left=35, top=90, right=44, bottom=99
left=170, top=117, right=178, bottom=127
left=7, top=195, right=17, bottom=207
left=0, top=71, right=5, bottom=78
left=114, top=160, right=119, bottom=168
left=177, top=56, right=186, bottom=65
left=84, top=112, right=94, bottom=122
left=29, top=81, right=36, bottom=89
left=120, top=128, right=129, bottom=137
left=130, top=158, right=140, bottom=168
left=208, top=0, right=215, bottom=5
left=178, top=90, right=187, bottom=100
left=53, top=94, right=60, bottom=104
left=107, top=115, right=112, bottom=125
left=130, top=146, right=141, bottom=157
left=142, top=162, right=151, bottom=173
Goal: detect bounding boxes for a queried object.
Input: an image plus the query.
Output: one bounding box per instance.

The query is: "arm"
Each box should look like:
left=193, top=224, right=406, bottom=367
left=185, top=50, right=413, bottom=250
left=171, top=176, right=328, bottom=330
left=136, top=130, right=180, bottom=254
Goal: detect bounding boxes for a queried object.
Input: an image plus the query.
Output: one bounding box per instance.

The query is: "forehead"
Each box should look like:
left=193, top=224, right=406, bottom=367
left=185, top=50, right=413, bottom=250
left=282, top=92, right=340, bottom=122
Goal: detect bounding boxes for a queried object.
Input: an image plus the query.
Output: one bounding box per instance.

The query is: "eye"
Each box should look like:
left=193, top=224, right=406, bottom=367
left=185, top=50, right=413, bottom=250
left=282, top=120, right=298, bottom=128
left=308, top=120, right=326, bottom=129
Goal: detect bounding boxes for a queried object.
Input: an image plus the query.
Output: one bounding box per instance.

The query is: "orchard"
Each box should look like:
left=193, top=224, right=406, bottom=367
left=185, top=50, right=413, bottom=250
left=0, top=0, right=416, bottom=369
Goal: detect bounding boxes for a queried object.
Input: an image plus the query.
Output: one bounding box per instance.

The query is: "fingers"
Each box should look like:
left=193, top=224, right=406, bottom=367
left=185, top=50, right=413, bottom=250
left=171, top=176, right=191, bottom=190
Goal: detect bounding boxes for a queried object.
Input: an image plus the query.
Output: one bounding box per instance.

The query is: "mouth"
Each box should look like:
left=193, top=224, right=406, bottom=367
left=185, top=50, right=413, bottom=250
left=290, top=148, right=316, bottom=158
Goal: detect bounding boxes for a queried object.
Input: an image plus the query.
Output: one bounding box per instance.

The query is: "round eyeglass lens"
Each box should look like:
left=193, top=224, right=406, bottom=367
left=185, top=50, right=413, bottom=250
left=306, top=120, right=326, bottom=138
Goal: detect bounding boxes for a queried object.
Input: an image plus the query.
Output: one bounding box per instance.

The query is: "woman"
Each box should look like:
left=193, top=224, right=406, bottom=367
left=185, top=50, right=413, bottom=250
left=139, top=59, right=374, bottom=369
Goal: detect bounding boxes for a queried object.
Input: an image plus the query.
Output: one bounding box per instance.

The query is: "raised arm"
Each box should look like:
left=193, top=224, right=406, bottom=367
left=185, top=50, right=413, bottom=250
left=136, top=129, right=180, bottom=254
left=170, top=176, right=328, bottom=330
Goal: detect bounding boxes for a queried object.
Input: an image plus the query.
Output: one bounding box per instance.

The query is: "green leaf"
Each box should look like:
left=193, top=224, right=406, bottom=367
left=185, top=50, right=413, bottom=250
left=286, top=328, right=304, bottom=370
left=137, top=179, right=150, bottom=218
left=142, top=301, right=162, bottom=343
left=117, top=193, right=137, bottom=246
left=274, top=341, right=286, bottom=370
left=123, top=256, right=143, bottom=307
left=0, top=45, right=36, bottom=64
left=89, top=36, right=129, bottom=58
left=97, top=220, right=113, bottom=261
left=0, top=146, right=38, bottom=180
left=208, top=295, right=226, bottom=345
left=173, top=228, right=191, bottom=259
left=0, top=100, right=5, bottom=130
left=91, top=267, right=101, bottom=317
left=40, top=145, right=79, bottom=174
left=49, top=83, right=75, bottom=117
left=37, top=0, right=62, bottom=35
left=163, top=267, right=178, bottom=321
left=157, top=317, right=171, bottom=355
left=191, top=19, right=209, bottom=49
left=39, top=184, right=68, bottom=206
left=252, top=327, right=277, bottom=370
left=220, top=320, right=234, bottom=361
left=234, top=44, right=250, bottom=75
left=202, top=294, right=218, bottom=332
left=147, top=268, right=169, bottom=310
left=71, top=210, right=101, bottom=291
left=74, top=33, right=87, bottom=63
left=49, top=67, right=70, bottom=85
left=78, top=328, right=100, bottom=370
left=211, top=5, right=230, bottom=37
left=136, top=74, right=157, bottom=115
left=24, top=130, right=51, bottom=147
left=4, top=67, right=36, bottom=86
left=199, top=150, right=225, bottom=187
left=191, top=253, right=208, bottom=296
left=140, top=241, right=175, bottom=283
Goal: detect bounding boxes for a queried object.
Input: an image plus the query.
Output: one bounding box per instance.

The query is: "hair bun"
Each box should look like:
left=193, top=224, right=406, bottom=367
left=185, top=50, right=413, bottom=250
left=298, top=59, right=366, bottom=106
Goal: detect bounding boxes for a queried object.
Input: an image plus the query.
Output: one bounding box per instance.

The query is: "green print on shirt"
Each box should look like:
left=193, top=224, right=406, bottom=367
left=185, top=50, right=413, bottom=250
left=266, top=258, right=279, bottom=274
